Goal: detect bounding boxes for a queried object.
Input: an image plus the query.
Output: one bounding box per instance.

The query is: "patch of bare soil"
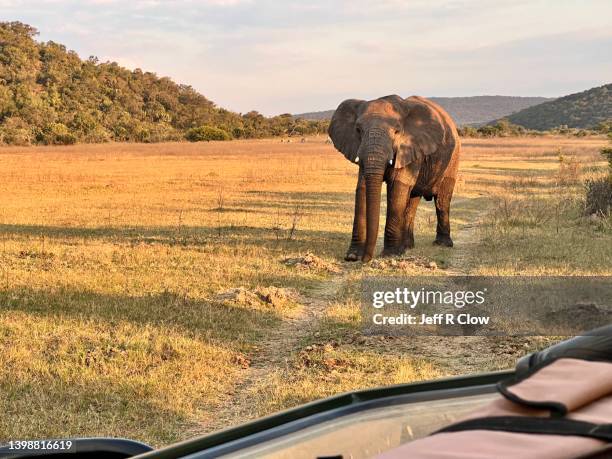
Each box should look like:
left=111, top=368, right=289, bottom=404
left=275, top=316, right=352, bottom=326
left=296, top=341, right=349, bottom=371
left=445, top=222, right=481, bottom=275
left=369, top=255, right=438, bottom=271
left=215, top=286, right=299, bottom=309
left=283, top=252, right=342, bottom=274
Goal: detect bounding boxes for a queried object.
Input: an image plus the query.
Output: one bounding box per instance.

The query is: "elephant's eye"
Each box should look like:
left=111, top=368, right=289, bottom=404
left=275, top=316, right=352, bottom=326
left=356, top=126, right=362, bottom=136
left=394, top=129, right=400, bottom=135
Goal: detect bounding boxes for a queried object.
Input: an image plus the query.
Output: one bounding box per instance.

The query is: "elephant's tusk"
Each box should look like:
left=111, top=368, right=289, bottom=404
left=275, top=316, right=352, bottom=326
left=355, top=156, right=359, bottom=163
left=389, top=159, right=393, bottom=165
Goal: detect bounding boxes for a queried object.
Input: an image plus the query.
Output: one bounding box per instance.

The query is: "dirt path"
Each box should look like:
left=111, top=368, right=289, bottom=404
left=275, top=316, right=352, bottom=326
left=445, top=197, right=489, bottom=275
left=204, top=273, right=348, bottom=432
left=446, top=227, right=480, bottom=274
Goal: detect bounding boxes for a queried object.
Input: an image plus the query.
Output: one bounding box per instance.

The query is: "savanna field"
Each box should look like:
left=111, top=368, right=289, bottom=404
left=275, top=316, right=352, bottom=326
left=0, top=136, right=610, bottom=446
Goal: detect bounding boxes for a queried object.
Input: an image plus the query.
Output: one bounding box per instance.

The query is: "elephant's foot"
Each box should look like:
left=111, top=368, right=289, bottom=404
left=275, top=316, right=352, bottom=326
left=381, top=245, right=405, bottom=258
left=345, top=244, right=364, bottom=262
left=433, top=235, right=453, bottom=247
left=402, top=234, right=415, bottom=250
left=361, top=253, right=373, bottom=263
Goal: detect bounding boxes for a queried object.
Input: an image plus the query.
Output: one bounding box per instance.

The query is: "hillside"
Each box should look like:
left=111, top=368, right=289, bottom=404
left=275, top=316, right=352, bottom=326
left=0, top=22, right=326, bottom=145
left=506, top=84, right=612, bottom=130
left=295, top=96, right=552, bottom=126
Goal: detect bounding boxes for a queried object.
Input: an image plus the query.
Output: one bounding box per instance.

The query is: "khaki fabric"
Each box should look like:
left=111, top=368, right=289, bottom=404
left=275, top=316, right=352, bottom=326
left=376, top=358, right=612, bottom=459
left=504, top=359, right=612, bottom=413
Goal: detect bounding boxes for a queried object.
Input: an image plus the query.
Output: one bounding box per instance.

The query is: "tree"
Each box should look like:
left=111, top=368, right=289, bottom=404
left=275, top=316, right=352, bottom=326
left=185, top=125, right=231, bottom=141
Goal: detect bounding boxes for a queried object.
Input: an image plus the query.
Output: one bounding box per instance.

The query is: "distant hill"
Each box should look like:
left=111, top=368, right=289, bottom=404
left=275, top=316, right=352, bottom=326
left=294, top=110, right=335, bottom=121
left=295, top=96, right=553, bottom=126
left=506, top=84, right=612, bottom=130
left=0, top=22, right=327, bottom=145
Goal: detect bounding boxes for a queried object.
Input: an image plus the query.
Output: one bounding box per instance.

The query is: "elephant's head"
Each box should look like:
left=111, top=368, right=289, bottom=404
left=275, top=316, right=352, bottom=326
left=328, top=95, right=446, bottom=261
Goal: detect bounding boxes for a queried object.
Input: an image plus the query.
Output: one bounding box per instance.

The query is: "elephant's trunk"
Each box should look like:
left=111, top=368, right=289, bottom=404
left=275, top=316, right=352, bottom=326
left=363, top=171, right=384, bottom=262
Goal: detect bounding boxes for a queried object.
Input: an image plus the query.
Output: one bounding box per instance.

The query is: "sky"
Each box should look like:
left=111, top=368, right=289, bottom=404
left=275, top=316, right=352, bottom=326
left=1, top=0, right=611, bottom=115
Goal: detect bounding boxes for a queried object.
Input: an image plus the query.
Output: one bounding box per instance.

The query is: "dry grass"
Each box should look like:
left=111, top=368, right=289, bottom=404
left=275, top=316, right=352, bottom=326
left=0, top=135, right=610, bottom=446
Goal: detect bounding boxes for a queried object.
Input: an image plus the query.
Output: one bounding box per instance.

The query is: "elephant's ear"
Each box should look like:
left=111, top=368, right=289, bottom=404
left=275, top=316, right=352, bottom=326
left=328, top=99, right=364, bottom=162
left=395, top=97, right=449, bottom=168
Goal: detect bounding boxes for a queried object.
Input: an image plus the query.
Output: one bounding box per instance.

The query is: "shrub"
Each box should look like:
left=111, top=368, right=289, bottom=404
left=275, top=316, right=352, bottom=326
left=584, top=143, right=612, bottom=216
left=82, top=126, right=111, bottom=144
left=458, top=126, right=478, bottom=137
left=37, top=123, right=77, bottom=145
left=596, top=120, right=612, bottom=135
left=231, top=126, right=246, bottom=139
left=185, top=126, right=231, bottom=142
left=584, top=179, right=612, bottom=216
left=460, top=120, right=529, bottom=138
left=0, top=117, right=33, bottom=145
left=601, top=146, right=612, bottom=174
left=132, top=122, right=179, bottom=143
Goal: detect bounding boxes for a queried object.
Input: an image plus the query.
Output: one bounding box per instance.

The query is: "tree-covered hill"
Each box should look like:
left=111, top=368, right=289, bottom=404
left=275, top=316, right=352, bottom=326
left=295, top=96, right=553, bottom=126
left=506, top=84, right=612, bottom=130
left=0, top=22, right=327, bottom=145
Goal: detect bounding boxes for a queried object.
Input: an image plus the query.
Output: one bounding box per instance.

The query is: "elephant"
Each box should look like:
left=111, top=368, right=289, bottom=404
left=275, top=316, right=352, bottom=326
left=328, top=95, right=461, bottom=262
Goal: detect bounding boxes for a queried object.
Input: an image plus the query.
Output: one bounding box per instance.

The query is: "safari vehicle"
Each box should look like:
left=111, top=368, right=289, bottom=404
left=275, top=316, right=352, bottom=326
left=2, top=325, right=610, bottom=459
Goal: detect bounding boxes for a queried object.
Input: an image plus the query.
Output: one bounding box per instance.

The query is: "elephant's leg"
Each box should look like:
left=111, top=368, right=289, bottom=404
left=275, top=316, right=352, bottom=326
left=345, top=173, right=366, bottom=261
left=402, top=196, right=421, bottom=250
left=433, top=177, right=455, bottom=247
left=382, top=169, right=413, bottom=257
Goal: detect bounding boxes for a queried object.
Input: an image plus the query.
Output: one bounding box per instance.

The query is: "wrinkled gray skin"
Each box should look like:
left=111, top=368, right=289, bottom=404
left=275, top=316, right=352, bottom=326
left=329, top=95, right=461, bottom=262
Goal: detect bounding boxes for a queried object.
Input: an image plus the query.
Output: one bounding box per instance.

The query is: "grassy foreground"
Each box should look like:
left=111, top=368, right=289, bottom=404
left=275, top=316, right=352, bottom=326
left=0, top=136, right=610, bottom=445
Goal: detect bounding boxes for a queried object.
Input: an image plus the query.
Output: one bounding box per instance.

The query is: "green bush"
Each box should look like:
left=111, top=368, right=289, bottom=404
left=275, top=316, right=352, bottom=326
left=584, top=141, right=612, bottom=216
left=132, top=121, right=178, bottom=143
left=458, top=119, right=530, bottom=138
left=596, top=120, right=612, bottom=135
left=231, top=126, right=246, bottom=139
left=0, top=117, right=33, bottom=145
left=458, top=126, right=478, bottom=137
left=601, top=147, right=612, bottom=175
left=37, top=123, right=77, bottom=145
left=186, top=126, right=231, bottom=142
left=82, top=126, right=111, bottom=144
left=585, top=178, right=612, bottom=216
